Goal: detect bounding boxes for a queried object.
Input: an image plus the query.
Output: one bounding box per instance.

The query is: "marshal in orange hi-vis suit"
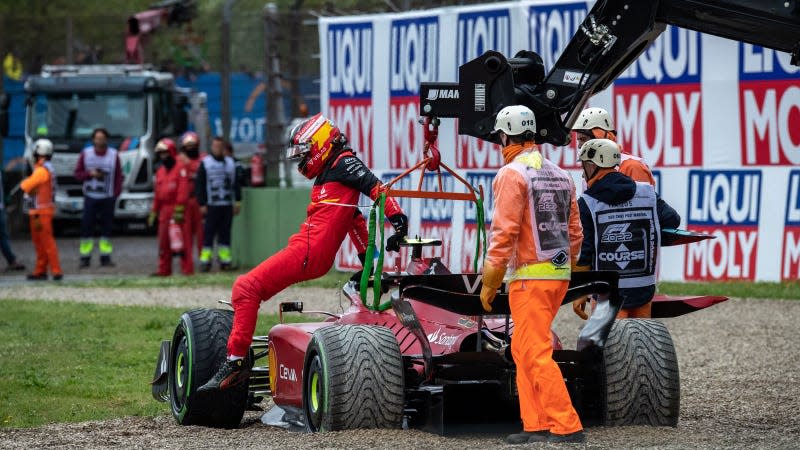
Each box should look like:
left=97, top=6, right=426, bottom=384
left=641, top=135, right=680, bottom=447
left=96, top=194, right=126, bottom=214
left=480, top=106, right=584, bottom=444
left=20, top=139, right=62, bottom=280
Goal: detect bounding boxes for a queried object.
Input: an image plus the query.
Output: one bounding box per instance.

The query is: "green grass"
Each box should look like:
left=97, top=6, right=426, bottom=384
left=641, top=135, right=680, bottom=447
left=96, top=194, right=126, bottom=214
left=658, top=280, right=800, bottom=300
left=64, top=269, right=353, bottom=289
left=0, top=300, right=288, bottom=429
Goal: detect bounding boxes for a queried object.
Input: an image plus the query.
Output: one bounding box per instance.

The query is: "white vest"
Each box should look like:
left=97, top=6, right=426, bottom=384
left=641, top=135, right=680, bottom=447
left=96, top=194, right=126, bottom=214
left=582, top=182, right=660, bottom=289
left=82, top=146, right=118, bottom=199
left=202, top=155, right=235, bottom=206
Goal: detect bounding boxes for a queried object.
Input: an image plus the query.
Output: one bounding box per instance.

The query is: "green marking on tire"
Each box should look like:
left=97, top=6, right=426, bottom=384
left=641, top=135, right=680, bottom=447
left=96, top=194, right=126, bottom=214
left=311, top=371, right=319, bottom=412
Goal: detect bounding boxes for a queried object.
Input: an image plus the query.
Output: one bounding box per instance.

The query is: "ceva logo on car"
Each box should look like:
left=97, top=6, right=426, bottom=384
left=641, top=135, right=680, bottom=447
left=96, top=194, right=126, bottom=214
left=614, top=26, right=703, bottom=168
left=739, top=45, right=800, bottom=166
left=685, top=170, right=761, bottom=280
left=389, top=16, right=439, bottom=169
left=782, top=170, right=800, bottom=280
left=455, top=9, right=509, bottom=169
left=327, top=22, right=374, bottom=167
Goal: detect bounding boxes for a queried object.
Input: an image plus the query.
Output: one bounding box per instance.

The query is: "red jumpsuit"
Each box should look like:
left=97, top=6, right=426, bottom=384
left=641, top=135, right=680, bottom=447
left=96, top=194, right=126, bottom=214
left=227, top=150, right=403, bottom=357
left=152, top=160, right=193, bottom=275
left=177, top=154, right=205, bottom=257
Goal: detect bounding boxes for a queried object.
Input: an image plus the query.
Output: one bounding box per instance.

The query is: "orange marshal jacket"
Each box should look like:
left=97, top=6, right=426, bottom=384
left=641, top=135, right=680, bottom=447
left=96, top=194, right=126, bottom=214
left=485, top=143, right=583, bottom=281
left=20, top=160, right=55, bottom=215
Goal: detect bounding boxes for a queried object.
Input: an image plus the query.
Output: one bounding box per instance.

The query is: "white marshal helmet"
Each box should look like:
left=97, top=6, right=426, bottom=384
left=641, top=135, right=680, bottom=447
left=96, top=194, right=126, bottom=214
left=573, top=107, right=614, bottom=132
left=578, top=138, right=621, bottom=168
left=493, top=105, right=537, bottom=136
left=33, top=138, right=54, bottom=157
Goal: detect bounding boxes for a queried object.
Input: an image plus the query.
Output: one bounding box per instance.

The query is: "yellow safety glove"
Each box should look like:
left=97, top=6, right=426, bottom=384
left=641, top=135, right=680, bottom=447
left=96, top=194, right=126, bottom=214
left=147, top=211, right=157, bottom=228
left=571, top=264, right=591, bottom=319
left=479, top=263, right=506, bottom=313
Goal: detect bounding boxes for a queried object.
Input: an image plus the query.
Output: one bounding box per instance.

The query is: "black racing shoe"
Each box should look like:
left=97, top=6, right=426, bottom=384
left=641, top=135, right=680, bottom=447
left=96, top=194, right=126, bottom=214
left=197, top=358, right=251, bottom=392
left=547, top=431, right=586, bottom=443
left=505, top=431, right=549, bottom=444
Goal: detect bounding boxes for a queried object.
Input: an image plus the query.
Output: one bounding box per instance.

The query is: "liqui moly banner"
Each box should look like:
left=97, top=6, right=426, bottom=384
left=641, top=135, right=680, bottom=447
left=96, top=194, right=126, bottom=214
left=321, top=1, right=800, bottom=281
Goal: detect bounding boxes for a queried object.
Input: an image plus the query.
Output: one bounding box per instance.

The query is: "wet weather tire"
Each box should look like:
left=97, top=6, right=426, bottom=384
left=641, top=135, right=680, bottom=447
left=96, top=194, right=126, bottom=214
left=169, top=308, right=248, bottom=428
left=303, top=325, right=404, bottom=431
left=602, top=319, right=680, bottom=426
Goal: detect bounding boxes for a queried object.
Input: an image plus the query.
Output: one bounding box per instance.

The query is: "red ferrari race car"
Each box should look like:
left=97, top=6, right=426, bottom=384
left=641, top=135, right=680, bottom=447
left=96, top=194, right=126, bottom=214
left=150, top=234, right=726, bottom=433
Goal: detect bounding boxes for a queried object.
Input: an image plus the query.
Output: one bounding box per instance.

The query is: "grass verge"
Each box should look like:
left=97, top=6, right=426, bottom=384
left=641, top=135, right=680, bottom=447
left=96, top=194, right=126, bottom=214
left=64, top=269, right=353, bottom=289
left=0, top=299, right=286, bottom=429
left=658, top=280, right=800, bottom=300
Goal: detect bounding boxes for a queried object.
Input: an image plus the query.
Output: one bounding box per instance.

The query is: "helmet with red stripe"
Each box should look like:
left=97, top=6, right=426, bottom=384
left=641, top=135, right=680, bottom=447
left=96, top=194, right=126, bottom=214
left=287, top=113, right=343, bottom=179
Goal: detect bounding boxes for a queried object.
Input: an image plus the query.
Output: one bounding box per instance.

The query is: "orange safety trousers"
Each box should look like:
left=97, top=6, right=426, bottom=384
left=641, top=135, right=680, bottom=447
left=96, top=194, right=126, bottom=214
left=509, top=279, right=582, bottom=435
left=30, top=213, right=62, bottom=276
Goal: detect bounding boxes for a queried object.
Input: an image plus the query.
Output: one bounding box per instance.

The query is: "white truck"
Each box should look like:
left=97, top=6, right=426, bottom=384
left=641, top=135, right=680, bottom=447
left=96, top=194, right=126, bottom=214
left=23, top=64, right=209, bottom=221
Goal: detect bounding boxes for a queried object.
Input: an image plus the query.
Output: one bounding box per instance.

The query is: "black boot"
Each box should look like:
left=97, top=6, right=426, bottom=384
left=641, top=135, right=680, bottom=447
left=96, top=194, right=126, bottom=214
left=548, top=431, right=586, bottom=443
left=505, top=431, right=549, bottom=444
left=100, top=255, right=115, bottom=267
left=197, top=358, right=251, bottom=392
left=79, top=257, right=91, bottom=269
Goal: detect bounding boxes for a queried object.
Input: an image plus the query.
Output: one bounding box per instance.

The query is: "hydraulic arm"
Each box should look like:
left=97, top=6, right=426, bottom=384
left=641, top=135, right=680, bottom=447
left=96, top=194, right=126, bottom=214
left=419, top=0, right=800, bottom=146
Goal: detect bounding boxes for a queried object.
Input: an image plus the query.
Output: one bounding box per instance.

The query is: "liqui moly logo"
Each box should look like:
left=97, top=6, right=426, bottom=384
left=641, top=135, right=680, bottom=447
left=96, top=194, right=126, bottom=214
left=327, top=22, right=374, bottom=167
left=685, top=170, right=761, bottom=281
left=456, top=9, right=510, bottom=169
left=528, top=2, right=587, bottom=71
left=739, top=45, right=800, bottom=166
left=614, top=26, right=702, bottom=167
left=390, top=17, right=439, bottom=169
left=782, top=170, right=800, bottom=280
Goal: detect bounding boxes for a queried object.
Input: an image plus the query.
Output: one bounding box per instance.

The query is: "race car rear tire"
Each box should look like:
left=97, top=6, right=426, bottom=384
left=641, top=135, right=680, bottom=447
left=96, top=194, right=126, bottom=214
left=169, top=308, right=248, bottom=428
left=602, top=319, right=680, bottom=426
left=303, top=325, right=404, bottom=431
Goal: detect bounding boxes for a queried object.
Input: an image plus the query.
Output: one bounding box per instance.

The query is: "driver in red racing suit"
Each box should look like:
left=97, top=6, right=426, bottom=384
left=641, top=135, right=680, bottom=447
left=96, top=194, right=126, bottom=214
left=199, top=113, right=408, bottom=391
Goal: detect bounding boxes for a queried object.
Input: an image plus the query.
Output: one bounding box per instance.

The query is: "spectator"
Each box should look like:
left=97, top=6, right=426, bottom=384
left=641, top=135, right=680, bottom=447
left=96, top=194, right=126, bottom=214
left=196, top=137, right=241, bottom=271
left=74, top=128, right=123, bottom=268
left=223, top=140, right=246, bottom=188
left=0, top=170, right=25, bottom=272
left=20, top=139, right=62, bottom=281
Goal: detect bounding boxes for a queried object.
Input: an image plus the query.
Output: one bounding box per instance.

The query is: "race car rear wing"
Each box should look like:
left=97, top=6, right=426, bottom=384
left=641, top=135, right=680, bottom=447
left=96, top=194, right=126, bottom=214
left=420, top=0, right=800, bottom=146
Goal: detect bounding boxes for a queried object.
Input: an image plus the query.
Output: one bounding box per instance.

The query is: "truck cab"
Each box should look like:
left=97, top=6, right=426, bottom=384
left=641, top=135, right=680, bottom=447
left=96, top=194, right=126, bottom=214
left=23, top=64, right=208, bottom=221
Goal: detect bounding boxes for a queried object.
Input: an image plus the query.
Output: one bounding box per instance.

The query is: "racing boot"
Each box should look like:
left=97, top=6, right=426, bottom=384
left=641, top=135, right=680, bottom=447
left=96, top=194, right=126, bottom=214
left=197, top=357, right=251, bottom=392
left=505, top=431, right=549, bottom=444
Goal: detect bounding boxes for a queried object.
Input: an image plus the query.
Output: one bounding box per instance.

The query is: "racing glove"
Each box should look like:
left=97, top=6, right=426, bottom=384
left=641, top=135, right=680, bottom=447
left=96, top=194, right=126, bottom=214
left=385, top=213, right=408, bottom=253
left=147, top=211, right=157, bottom=228
left=172, top=204, right=185, bottom=224
left=480, top=263, right=506, bottom=313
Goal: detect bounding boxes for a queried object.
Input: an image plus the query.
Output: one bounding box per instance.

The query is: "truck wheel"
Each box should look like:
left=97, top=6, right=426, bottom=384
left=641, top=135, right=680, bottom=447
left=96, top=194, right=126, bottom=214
left=169, top=308, right=248, bottom=428
left=602, top=319, right=680, bottom=426
left=303, top=325, right=404, bottom=431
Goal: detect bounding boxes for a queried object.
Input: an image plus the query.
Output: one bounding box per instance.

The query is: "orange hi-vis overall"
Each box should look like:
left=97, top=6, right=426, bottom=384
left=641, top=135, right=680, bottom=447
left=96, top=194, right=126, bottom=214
left=20, top=161, right=62, bottom=276
left=588, top=128, right=655, bottom=186
left=485, top=143, right=583, bottom=435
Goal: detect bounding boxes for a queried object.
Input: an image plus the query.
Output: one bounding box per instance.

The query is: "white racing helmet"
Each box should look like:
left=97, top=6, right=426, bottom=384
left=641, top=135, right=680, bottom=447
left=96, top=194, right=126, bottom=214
left=493, top=105, right=537, bottom=136
left=578, top=138, right=620, bottom=168
left=573, top=107, right=614, bottom=132
left=33, top=138, right=54, bottom=157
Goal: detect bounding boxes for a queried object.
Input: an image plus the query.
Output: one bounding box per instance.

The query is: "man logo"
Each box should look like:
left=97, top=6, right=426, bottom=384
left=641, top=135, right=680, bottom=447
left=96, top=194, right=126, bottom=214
left=602, top=223, right=633, bottom=243
left=426, top=89, right=459, bottom=101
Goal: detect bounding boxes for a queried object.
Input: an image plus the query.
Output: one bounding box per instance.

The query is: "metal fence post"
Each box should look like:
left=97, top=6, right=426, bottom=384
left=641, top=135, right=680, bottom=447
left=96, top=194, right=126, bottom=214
left=263, top=2, right=285, bottom=187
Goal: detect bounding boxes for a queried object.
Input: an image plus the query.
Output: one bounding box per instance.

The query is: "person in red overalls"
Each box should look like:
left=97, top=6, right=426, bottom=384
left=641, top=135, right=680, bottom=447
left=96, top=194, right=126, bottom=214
left=199, top=113, right=408, bottom=391
left=176, top=131, right=205, bottom=261
left=148, top=138, right=193, bottom=276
